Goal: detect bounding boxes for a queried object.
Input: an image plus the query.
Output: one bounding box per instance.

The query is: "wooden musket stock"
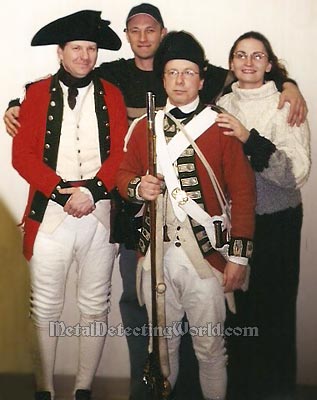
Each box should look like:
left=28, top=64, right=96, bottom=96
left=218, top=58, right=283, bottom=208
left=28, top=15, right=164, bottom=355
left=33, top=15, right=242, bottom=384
left=143, top=92, right=171, bottom=399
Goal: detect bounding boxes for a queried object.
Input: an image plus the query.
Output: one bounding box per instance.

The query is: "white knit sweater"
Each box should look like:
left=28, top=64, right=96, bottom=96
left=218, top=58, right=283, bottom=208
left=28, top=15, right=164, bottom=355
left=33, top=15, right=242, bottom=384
left=218, top=81, right=311, bottom=215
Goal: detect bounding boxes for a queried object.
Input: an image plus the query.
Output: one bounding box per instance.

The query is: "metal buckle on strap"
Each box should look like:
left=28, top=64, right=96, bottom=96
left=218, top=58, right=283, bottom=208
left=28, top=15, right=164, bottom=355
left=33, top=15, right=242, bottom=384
left=171, top=188, right=188, bottom=205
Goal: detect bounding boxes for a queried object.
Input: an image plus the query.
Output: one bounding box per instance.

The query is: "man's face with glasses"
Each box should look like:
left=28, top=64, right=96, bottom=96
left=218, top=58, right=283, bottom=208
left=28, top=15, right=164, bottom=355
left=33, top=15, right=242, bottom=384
left=230, top=38, right=272, bottom=89
left=163, top=59, right=204, bottom=107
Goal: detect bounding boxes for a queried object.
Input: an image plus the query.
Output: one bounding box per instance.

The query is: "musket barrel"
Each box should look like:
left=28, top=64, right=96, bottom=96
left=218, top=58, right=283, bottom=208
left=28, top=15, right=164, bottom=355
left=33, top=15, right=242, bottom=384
left=147, top=91, right=156, bottom=177
left=144, top=91, right=171, bottom=399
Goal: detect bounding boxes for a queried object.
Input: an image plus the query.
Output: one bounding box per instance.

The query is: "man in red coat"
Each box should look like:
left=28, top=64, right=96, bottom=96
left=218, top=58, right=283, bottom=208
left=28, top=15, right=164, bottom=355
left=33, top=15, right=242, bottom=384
left=11, top=10, right=128, bottom=400
left=116, top=31, right=256, bottom=400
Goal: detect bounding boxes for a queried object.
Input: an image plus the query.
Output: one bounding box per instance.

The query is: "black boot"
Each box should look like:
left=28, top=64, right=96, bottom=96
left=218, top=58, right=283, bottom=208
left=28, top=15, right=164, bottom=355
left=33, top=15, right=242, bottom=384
left=75, top=389, right=92, bottom=400
left=34, top=392, right=52, bottom=400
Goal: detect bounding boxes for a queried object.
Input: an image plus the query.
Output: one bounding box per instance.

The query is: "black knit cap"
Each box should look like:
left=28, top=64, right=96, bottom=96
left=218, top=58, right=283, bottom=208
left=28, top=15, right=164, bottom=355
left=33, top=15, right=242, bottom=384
left=126, top=3, right=164, bottom=27
left=31, top=10, right=121, bottom=50
left=153, top=31, right=207, bottom=77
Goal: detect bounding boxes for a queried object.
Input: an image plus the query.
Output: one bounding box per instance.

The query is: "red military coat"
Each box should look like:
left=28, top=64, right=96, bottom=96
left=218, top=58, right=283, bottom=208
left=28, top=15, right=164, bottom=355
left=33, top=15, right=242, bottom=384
left=12, top=73, right=128, bottom=260
left=116, top=111, right=256, bottom=272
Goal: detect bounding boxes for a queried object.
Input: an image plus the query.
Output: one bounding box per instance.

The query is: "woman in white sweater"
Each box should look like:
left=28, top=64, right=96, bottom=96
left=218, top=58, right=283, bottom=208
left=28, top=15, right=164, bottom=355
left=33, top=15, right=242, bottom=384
left=216, top=31, right=311, bottom=400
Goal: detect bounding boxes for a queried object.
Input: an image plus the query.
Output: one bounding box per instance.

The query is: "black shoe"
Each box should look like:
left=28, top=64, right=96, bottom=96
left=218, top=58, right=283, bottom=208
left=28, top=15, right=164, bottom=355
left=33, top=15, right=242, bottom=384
left=34, top=392, right=52, bottom=400
left=75, top=389, right=92, bottom=400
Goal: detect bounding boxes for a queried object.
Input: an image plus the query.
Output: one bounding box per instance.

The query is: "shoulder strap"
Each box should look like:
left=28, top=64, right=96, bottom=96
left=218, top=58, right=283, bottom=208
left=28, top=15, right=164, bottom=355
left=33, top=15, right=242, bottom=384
left=166, top=110, right=231, bottom=225
left=123, top=113, right=147, bottom=151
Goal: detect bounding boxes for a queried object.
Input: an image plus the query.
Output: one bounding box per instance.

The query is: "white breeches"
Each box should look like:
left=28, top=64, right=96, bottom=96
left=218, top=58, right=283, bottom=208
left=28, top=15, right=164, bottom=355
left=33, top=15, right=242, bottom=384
left=30, top=213, right=117, bottom=321
left=29, top=213, right=118, bottom=395
left=142, top=244, right=227, bottom=400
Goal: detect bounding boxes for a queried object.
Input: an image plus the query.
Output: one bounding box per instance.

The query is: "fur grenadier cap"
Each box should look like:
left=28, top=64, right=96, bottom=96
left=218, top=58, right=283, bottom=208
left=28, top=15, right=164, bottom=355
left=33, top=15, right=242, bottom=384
left=31, top=10, right=121, bottom=50
left=126, top=3, right=164, bottom=27
left=154, top=31, right=207, bottom=77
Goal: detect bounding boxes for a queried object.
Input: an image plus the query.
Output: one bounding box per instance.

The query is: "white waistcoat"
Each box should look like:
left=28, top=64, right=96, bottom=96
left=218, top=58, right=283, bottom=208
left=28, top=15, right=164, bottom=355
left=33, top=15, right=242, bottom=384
left=40, top=82, right=110, bottom=233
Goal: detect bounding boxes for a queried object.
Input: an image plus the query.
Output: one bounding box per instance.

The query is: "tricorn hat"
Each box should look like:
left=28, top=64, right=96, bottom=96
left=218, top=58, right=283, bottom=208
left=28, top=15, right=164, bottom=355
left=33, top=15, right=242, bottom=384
left=31, top=10, right=121, bottom=50
left=154, top=31, right=207, bottom=77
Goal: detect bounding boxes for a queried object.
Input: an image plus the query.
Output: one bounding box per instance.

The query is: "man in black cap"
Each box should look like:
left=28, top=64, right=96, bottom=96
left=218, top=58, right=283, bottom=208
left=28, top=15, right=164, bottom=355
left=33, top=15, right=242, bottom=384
left=11, top=10, right=128, bottom=400
left=116, top=30, right=256, bottom=400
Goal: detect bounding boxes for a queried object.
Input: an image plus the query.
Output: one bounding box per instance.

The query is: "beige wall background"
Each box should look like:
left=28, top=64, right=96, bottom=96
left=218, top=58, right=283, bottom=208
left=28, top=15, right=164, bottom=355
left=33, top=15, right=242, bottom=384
left=0, top=0, right=316, bottom=385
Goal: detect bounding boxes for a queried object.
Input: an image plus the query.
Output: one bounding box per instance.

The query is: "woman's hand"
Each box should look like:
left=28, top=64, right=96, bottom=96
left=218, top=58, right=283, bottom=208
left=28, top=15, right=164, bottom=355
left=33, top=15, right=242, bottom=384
left=216, top=112, right=250, bottom=143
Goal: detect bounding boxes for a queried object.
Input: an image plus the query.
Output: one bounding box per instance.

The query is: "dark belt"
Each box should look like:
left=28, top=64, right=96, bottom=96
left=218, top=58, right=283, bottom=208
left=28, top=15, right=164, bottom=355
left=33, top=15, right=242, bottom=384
left=66, top=180, right=112, bottom=199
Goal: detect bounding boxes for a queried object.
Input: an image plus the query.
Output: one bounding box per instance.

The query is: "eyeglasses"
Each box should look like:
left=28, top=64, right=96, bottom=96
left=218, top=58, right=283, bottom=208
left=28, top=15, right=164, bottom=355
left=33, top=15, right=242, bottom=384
left=233, top=51, right=268, bottom=62
left=164, top=69, right=200, bottom=79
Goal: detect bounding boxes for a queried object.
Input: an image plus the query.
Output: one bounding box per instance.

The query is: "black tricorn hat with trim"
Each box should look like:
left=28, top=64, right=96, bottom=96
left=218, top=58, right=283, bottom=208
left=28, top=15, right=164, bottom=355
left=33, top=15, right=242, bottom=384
left=31, top=10, right=121, bottom=50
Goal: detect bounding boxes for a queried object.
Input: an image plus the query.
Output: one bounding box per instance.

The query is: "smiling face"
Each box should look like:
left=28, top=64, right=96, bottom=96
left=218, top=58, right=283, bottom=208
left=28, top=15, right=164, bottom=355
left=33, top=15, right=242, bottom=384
left=230, top=38, right=272, bottom=89
left=57, top=40, right=98, bottom=78
left=125, top=14, right=166, bottom=62
left=163, top=59, right=204, bottom=107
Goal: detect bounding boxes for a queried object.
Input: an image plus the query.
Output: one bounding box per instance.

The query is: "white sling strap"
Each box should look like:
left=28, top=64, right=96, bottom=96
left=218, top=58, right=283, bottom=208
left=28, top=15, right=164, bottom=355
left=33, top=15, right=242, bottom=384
left=123, top=113, right=146, bottom=152
left=166, top=111, right=231, bottom=225
left=156, top=108, right=215, bottom=222
left=155, top=108, right=230, bottom=248
left=159, top=107, right=217, bottom=162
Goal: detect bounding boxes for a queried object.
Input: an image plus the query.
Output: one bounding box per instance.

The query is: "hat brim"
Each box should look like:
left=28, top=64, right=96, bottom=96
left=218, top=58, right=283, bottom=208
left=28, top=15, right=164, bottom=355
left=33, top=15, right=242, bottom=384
left=126, top=12, right=160, bottom=25
left=31, top=10, right=121, bottom=50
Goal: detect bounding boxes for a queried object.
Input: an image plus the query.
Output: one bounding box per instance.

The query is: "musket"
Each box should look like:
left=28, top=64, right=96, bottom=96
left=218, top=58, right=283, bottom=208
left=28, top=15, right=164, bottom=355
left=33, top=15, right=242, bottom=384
left=143, top=92, right=171, bottom=399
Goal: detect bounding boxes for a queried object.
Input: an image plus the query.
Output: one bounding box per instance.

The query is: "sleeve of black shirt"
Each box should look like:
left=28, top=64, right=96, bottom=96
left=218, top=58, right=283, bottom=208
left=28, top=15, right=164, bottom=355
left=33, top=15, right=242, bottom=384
left=96, top=60, right=123, bottom=87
